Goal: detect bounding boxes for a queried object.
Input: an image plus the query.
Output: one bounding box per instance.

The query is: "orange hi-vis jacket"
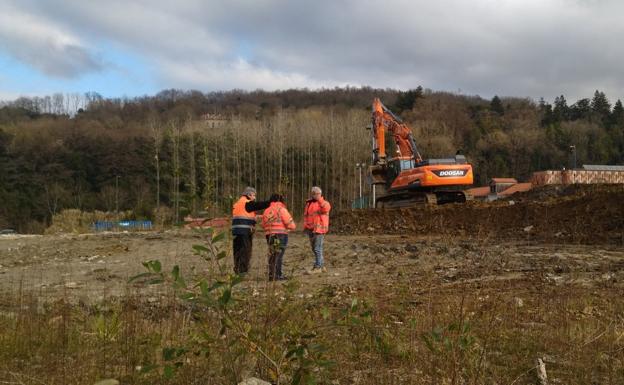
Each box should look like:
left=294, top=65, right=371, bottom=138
left=231, top=196, right=256, bottom=234
left=303, top=197, right=331, bottom=234
left=262, top=202, right=296, bottom=234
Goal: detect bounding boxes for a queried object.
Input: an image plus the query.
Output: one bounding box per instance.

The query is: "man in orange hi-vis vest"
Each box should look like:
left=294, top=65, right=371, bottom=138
left=262, top=194, right=296, bottom=281
left=231, top=186, right=276, bottom=275
left=303, top=186, right=331, bottom=273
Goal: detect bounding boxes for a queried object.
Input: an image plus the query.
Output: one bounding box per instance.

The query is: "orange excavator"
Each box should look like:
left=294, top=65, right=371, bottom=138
left=368, top=98, right=473, bottom=208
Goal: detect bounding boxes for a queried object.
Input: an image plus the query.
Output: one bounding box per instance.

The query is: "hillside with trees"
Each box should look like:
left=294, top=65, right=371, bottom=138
left=1, top=87, right=623, bottom=232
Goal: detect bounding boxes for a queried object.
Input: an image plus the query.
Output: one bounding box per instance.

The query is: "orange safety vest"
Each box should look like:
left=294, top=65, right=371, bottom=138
left=262, top=202, right=296, bottom=234
left=231, top=196, right=256, bottom=234
left=303, top=197, right=331, bottom=234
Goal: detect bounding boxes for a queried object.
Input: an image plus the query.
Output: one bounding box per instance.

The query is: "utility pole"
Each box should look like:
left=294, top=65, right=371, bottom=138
left=372, top=185, right=376, bottom=208
left=569, top=145, right=577, bottom=169
left=155, top=153, right=160, bottom=208
left=355, top=163, right=364, bottom=207
left=115, top=175, right=119, bottom=214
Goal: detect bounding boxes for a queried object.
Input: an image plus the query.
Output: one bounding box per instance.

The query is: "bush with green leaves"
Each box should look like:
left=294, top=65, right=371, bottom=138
left=131, top=227, right=375, bottom=385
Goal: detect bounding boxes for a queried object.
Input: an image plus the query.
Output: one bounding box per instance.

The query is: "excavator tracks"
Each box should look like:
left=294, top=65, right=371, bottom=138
left=375, top=190, right=468, bottom=209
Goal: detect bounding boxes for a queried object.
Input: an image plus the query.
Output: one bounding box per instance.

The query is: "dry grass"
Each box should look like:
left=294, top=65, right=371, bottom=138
left=1, top=268, right=623, bottom=385
left=2, top=225, right=623, bottom=384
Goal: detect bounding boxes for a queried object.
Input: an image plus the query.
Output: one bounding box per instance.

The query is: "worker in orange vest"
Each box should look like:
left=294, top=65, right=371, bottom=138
left=231, top=186, right=275, bottom=275
left=303, top=186, right=331, bottom=273
left=261, top=194, right=296, bottom=281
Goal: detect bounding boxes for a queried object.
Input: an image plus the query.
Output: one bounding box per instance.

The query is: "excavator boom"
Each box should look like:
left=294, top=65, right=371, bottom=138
left=372, top=98, right=422, bottom=163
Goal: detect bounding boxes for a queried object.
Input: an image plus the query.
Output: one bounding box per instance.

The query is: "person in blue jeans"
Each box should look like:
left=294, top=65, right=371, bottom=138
left=308, top=232, right=324, bottom=270
left=303, top=186, right=331, bottom=273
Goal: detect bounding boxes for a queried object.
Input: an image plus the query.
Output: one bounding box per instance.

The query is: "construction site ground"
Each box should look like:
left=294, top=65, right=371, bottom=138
left=0, top=184, right=623, bottom=383
left=0, top=184, right=622, bottom=301
left=1, top=231, right=623, bottom=303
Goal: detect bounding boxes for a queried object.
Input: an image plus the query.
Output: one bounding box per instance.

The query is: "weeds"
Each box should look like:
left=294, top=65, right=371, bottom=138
left=129, top=227, right=379, bottom=384
left=0, top=232, right=623, bottom=384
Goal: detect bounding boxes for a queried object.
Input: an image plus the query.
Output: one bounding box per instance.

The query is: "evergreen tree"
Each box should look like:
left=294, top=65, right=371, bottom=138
left=394, top=86, right=423, bottom=113
left=610, top=99, right=624, bottom=162
left=490, top=95, right=504, bottom=115
left=610, top=99, right=624, bottom=126
left=553, top=95, right=569, bottom=122
left=570, top=98, right=591, bottom=121
left=539, top=100, right=555, bottom=127
left=591, top=90, right=611, bottom=122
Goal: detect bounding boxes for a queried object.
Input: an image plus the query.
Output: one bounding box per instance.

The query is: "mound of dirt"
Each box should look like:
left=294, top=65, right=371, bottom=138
left=332, top=185, right=624, bottom=244
left=501, top=184, right=623, bottom=203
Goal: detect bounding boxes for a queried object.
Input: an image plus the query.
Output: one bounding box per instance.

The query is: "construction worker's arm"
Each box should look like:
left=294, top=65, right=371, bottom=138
left=245, top=200, right=271, bottom=212
left=317, top=197, right=331, bottom=214
left=281, top=209, right=297, bottom=230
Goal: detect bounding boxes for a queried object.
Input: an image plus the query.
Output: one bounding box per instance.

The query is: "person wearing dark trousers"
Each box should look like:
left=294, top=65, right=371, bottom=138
left=231, top=186, right=274, bottom=275
left=261, top=194, right=296, bottom=281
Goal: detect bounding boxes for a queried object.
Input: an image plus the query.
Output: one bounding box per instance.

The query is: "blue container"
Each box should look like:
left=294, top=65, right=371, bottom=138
left=92, top=220, right=153, bottom=232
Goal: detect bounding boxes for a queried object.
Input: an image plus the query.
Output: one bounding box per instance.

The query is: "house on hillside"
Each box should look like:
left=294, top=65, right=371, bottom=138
left=201, top=113, right=229, bottom=128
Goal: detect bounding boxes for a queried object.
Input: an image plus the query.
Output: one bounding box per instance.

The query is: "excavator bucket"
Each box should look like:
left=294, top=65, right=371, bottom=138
left=368, top=165, right=387, bottom=185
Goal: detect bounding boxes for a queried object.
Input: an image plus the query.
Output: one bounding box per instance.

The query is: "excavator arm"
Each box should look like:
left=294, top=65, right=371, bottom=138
left=372, top=98, right=422, bottom=164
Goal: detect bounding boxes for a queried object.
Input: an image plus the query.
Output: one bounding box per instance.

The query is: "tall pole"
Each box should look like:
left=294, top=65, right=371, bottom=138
left=355, top=163, right=364, bottom=208
left=155, top=154, right=160, bottom=208
left=115, top=175, right=119, bottom=214
left=358, top=166, right=362, bottom=199
left=372, top=185, right=376, bottom=208
left=569, top=145, right=577, bottom=169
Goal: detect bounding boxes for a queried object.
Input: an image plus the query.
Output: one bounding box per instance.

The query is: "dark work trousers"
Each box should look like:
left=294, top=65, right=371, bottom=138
left=266, top=233, right=288, bottom=280
left=233, top=232, right=253, bottom=274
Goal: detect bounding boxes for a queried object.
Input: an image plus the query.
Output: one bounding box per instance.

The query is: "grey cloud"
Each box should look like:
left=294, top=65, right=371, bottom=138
left=11, top=41, right=102, bottom=78
left=0, top=1, right=103, bottom=78
left=3, top=0, right=624, bottom=101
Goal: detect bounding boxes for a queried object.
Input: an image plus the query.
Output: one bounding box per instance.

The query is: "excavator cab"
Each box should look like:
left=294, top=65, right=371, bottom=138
left=386, top=157, right=415, bottom=187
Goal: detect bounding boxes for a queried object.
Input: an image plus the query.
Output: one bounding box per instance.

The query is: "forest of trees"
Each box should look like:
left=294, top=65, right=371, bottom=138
left=1, top=87, right=623, bottom=232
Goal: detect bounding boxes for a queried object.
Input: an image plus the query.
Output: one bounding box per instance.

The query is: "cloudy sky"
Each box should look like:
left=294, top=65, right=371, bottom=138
left=1, top=0, right=623, bottom=102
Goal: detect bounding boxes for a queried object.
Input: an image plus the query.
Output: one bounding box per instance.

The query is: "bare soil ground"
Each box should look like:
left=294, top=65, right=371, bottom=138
left=1, top=230, right=623, bottom=302
left=1, top=185, right=623, bottom=384
left=0, top=184, right=623, bottom=300
left=332, top=184, right=624, bottom=245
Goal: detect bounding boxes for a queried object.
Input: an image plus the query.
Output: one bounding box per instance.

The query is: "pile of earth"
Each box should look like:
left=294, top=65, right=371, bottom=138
left=500, top=183, right=623, bottom=203
left=332, top=185, right=624, bottom=244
